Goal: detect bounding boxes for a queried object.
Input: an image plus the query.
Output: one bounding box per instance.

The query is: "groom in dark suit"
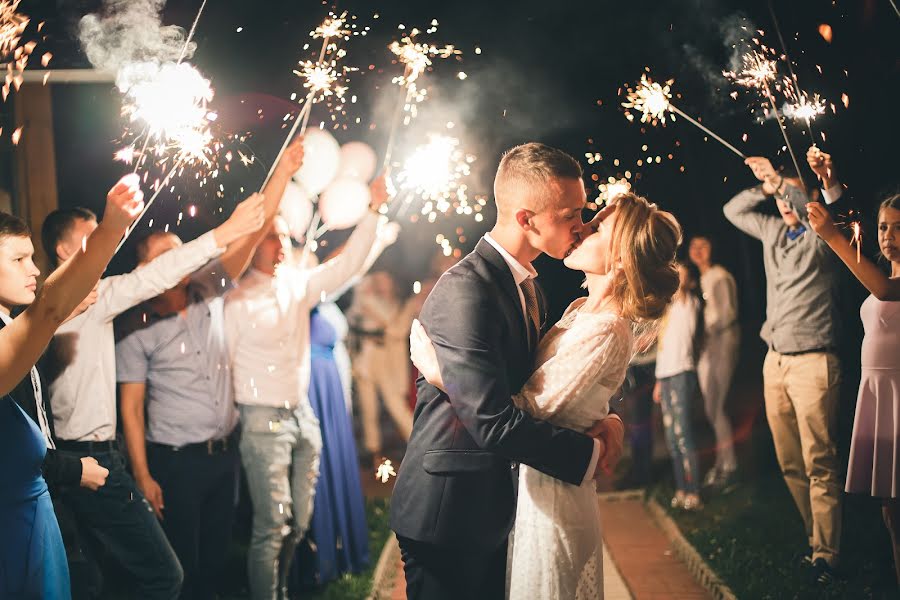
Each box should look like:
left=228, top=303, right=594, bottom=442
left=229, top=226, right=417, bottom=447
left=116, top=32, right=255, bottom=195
left=390, top=143, right=625, bottom=599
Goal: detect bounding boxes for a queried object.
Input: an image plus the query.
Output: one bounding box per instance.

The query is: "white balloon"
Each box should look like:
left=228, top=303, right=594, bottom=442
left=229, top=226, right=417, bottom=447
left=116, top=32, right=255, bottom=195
left=318, top=178, right=371, bottom=230
left=279, top=182, right=313, bottom=240
left=293, top=129, right=340, bottom=195
left=337, top=141, right=377, bottom=182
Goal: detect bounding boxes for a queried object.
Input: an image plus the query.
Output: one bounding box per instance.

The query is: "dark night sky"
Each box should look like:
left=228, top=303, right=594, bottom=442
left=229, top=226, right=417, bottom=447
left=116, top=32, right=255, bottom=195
left=22, top=0, right=900, bottom=321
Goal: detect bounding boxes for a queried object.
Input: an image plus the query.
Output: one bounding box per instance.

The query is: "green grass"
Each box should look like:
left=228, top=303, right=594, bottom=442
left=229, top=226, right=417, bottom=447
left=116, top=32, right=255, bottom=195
left=651, top=472, right=897, bottom=599
left=306, top=497, right=393, bottom=600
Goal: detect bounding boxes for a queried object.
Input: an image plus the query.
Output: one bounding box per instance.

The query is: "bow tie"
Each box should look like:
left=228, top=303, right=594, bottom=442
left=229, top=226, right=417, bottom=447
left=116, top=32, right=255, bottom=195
left=786, top=225, right=807, bottom=241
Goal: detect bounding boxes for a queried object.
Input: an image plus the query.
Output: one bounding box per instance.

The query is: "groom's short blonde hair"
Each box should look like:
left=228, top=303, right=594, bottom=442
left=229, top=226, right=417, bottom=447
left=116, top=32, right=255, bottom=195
left=493, top=143, right=583, bottom=219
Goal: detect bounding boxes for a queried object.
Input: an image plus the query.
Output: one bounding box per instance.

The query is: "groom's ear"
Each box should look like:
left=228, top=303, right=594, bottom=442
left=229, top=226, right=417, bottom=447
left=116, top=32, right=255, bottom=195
left=515, top=208, right=535, bottom=231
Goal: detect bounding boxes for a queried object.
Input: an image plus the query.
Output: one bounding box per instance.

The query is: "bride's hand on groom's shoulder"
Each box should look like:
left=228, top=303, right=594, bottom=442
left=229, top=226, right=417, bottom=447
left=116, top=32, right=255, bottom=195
left=410, top=319, right=446, bottom=392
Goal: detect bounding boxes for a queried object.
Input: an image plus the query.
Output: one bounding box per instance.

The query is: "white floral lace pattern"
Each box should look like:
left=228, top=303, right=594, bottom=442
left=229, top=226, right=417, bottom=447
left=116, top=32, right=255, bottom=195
left=507, top=299, right=632, bottom=600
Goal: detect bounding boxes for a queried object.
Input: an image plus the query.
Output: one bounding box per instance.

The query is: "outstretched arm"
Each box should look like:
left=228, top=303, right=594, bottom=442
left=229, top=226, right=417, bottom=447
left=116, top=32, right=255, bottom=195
left=0, top=175, right=143, bottom=396
left=807, top=202, right=900, bottom=301
left=97, top=193, right=266, bottom=321
left=220, top=137, right=305, bottom=281
left=303, top=176, right=391, bottom=304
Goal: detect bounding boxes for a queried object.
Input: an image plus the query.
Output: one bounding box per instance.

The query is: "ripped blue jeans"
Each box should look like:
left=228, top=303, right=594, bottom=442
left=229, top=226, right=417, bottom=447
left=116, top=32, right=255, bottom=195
left=658, top=371, right=701, bottom=495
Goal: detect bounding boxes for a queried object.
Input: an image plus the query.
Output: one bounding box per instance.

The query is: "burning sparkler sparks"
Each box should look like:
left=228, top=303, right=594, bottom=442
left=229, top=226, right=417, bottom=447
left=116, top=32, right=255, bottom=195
left=382, top=22, right=462, bottom=168
left=597, top=177, right=631, bottom=205
left=724, top=50, right=778, bottom=90
left=397, top=134, right=473, bottom=202
left=294, top=60, right=341, bottom=98
left=621, top=72, right=745, bottom=158
left=0, top=1, right=28, bottom=57
left=622, top=74, right=673, bottom=126
left=785, top=91, right=826, bottom=124
left=0, top=1, right=48, bottom=109
left=117, top=62, right=216, bottom=166
left=313, top=12, right=350, bottom=40
left=376, top=459, right=396, bottom=483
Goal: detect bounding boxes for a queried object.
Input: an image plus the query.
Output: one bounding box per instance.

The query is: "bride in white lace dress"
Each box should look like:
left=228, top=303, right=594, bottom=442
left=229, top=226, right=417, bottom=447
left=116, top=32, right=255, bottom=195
left=411, top=194, right=682, bottom=599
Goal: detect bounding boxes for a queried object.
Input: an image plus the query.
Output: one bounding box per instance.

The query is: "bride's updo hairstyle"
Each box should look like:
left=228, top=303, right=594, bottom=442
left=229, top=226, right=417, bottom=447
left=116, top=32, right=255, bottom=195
left=607, top=193, right=681, bottom=322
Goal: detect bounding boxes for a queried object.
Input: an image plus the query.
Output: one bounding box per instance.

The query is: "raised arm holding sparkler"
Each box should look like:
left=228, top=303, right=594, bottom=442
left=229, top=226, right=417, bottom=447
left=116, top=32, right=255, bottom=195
left=221, top=136, right=305, bottom=281
left=807, top=201, right=900, bottom=301
left=0, top=175, right=143, bottom=395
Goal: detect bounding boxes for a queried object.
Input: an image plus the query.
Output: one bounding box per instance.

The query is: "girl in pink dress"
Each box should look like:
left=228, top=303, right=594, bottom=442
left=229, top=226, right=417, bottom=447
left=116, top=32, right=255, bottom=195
left=808, top=194, right=900, bottom=586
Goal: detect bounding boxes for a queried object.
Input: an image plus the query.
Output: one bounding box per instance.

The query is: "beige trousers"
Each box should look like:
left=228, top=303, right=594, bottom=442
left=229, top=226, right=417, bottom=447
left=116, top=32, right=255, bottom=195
left=762, top=349, right=842, bottom=565
left=354, top=338, right=413, bottom=454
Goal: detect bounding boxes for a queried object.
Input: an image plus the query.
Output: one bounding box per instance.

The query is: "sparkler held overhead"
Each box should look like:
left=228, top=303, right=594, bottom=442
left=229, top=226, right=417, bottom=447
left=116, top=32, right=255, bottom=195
left=261, top=12, right=355, bottom=194
left=622, top=73, right=746, bottom=158
left=381, top=22, right=461, bottom=169
left=723, top=40, right=806, bottom=183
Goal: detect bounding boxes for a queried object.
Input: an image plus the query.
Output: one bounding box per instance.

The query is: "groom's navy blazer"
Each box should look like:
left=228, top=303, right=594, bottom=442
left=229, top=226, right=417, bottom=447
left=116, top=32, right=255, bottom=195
left=390, top=238, right=595, bottom=551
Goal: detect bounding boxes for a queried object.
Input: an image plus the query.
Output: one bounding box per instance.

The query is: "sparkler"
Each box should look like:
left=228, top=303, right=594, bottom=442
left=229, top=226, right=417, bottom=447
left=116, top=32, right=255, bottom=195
left=785, top=90, right=825, bottom=126
left=0, top=1, right=27, bottom=57
left=124, top=0, right=209, bottom=174
left=597, top=177, right=631, bottom=205
left=111, top=0, right=215, bottom=253
left=393, top=133, right=476, bottom=221
left=382, top=23, right=460, bottom=169
left=622, top=74, right=746, bottom=158
left=725, top=49, right=804, bottom=181
left=114, top=160, right=183, bottom=254
left=0, top=1, right=48, bottom=110
left=118, top=62, right=216, bottom=167
left=260, top=12, right=354, bottom=193
left=376, top=458, right=396, bottom=483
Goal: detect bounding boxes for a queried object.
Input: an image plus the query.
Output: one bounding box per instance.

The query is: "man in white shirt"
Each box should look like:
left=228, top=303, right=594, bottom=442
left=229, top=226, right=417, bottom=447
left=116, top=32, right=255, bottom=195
left=39, top=192, right=265, bottom=598
left=224, top=177, right=389, bottom=600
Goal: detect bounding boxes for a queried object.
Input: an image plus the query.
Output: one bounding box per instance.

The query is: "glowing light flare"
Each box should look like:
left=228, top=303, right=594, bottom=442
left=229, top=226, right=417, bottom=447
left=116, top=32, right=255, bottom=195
left=0, top=1, right=28, bottom=57
left=621, top=74, right=672, bottom=125
left=597, top=178, right=631, bottom=205
left=397, top=134, right=473, bottom=202
left=376, top=459, right=396, bottom=483
left=294, top=60, right=339, bottom=97
left=724, top=50, right=778, bottom=90
left=389, top=27, right=460, bottom=85
left=313, top=11, right=350, bottom=40
left=785, top=92, right=826, bottom=123
left=119, top=62, right=216, bottom=166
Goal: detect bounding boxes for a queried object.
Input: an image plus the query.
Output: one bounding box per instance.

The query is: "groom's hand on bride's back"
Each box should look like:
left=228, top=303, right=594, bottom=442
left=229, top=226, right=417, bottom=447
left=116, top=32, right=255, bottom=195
left=587, top=415, right=625, bottom=478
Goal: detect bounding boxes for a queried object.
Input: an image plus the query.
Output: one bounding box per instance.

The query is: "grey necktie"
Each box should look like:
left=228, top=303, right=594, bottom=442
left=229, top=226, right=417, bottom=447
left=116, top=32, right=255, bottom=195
left=520, top=278, right=541, bottom=347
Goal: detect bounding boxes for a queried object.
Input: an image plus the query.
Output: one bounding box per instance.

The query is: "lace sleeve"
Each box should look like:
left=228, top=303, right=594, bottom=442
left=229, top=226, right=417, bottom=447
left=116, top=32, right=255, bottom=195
left=512, top=317, right=631, bottom=420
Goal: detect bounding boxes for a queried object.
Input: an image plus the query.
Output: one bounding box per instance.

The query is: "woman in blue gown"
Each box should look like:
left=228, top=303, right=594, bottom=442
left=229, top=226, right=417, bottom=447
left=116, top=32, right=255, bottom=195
left=291, top=306, right=369, bottom=589
left=0, top=394, right=71, bottom=598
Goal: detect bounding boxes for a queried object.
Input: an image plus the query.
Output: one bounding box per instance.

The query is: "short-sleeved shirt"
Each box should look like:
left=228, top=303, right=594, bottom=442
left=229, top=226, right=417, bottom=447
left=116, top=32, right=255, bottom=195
left=115, top=259, right=238, bottom=446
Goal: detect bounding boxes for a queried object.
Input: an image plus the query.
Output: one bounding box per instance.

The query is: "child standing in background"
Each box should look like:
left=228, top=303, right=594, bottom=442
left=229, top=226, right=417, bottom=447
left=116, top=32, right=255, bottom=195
left=655, top=262, right=706, bottom=511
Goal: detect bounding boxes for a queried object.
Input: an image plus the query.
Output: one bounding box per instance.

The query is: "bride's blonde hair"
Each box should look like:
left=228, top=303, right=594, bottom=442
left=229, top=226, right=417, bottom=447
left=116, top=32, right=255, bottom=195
left=606, top=193, right=682, bottom=322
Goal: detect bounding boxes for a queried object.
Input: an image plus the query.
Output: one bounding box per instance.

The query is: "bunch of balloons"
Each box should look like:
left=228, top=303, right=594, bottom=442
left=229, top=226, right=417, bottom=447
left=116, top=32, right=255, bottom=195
left=279, top=130, right=379, bottom=240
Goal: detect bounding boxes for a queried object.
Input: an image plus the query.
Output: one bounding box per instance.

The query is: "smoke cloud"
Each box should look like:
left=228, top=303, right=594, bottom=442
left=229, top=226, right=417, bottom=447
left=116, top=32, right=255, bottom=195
left=78, top=0, right=195, bottom=87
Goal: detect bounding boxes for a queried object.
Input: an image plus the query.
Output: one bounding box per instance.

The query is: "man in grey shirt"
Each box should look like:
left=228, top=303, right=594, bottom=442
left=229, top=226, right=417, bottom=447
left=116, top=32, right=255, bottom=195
left=723, top=148, right=846, bottom=585
left=116, top=139, right=304, bottom=599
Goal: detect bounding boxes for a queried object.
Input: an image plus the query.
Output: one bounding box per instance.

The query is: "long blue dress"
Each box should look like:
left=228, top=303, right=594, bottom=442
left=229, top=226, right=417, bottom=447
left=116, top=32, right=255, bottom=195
left=292, top=307, right=369, bottom=588
left=0, top=395, right=71, bottom=598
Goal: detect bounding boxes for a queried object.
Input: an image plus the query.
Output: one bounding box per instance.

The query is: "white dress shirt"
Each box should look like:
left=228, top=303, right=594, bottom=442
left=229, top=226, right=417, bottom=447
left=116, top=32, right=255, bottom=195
left=655, top=294, right=701, bottom=379
left=47, top=231, right=223, bottom=441
left=482, top=234, right=601, bottom=484
left=226, top=212, right=378, bottom=409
